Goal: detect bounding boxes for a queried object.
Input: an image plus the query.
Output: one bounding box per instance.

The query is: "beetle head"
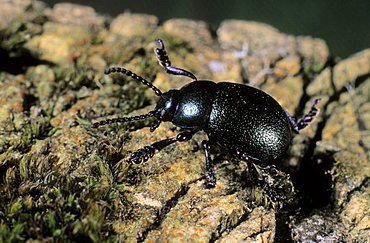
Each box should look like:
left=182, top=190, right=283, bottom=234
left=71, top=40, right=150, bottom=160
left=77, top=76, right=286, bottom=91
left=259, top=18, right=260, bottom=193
left=154, top=89, right=180, bottom=121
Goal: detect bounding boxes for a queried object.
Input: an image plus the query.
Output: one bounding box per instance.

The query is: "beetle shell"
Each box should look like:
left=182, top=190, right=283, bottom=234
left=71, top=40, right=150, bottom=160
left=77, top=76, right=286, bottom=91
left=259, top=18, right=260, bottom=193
left=172, top=80, right=292, bottom=163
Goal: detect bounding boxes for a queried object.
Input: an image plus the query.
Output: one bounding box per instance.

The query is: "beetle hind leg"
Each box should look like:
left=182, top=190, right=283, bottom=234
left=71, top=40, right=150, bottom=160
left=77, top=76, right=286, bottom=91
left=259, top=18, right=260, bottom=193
left=297, top=98, right=321, bottom=130
left=235, top=149, right=261, bottom=163
left=252, top=164, right=295, bottom=208
left=155, top=39, right=197, bottom=81
left=286, top=98, right=321, bottom=133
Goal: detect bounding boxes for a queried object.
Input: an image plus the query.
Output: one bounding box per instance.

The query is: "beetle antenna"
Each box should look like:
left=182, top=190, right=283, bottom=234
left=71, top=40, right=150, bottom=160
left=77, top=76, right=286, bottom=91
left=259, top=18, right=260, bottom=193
left=105, top=67, right=162, bottom=96
left=155, top=39, right=197, bottom=81
left=92, top=110, right=156, bottom=128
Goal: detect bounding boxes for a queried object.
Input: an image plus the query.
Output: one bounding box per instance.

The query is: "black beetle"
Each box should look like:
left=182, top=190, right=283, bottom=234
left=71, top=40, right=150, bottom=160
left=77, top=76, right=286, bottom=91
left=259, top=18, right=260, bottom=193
left=93, top=39, right=320, bottom=188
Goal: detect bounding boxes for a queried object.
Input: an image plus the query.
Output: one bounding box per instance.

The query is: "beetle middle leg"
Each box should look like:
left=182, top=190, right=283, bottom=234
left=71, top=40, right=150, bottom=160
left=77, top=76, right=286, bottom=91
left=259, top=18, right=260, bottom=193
left=128, top=131, right=194, bottom=164
left=155, top=39, right=197, bottom=81
left=202, top=140, right=216, bottom=189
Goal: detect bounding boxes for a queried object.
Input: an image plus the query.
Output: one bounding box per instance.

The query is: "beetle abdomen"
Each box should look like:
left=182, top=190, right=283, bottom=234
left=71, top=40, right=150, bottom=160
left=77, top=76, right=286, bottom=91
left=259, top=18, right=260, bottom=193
left=205, top=82, right=292, bottom=163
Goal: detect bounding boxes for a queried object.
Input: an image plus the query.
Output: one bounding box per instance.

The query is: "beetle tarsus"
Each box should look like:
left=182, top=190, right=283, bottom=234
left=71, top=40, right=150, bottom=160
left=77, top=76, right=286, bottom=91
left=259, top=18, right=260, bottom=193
left=155, top=39, right=197, bottom=81
left=286, top=98, right=321, bottom=133
left=128, top=146, right=155, bottom=164
left=297, top=98, right=321, bottom=131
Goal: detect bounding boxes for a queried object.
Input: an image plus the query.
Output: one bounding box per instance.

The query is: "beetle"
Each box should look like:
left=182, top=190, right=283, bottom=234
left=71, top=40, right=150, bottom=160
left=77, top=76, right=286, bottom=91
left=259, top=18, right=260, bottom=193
left=92, top=39, right=320, bottom=188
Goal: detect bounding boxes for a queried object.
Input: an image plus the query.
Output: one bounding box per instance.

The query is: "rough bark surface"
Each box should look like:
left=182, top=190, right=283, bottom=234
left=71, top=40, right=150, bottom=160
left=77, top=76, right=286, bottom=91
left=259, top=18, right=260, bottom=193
left=0, top=1, right=369, bottom=242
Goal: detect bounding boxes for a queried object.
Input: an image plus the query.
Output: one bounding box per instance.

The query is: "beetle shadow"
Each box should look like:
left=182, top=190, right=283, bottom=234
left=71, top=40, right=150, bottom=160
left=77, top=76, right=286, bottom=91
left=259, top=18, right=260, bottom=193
left=211, top=144, right=334, bottom=214
left=212, top=151, right=295, bottom=203
left=0, top=47, right=55, bottom=74
left=288, top=152, right=335, bottom=214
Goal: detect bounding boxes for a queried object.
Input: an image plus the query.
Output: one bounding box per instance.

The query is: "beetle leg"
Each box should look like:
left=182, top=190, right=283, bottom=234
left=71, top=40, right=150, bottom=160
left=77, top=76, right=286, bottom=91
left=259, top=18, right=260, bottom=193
left=286, top=98, right=321, bottom=133
left=128, top=131, right=194, bottom=164
left=201, top=140, right=216, bottom=189
left=297, top=98, right=321, bottom=130
left=155, top=39, right=197, bottom=81
left=285, top=111, right=299, bottom=133
left=235, top=149, right=261, bottom=163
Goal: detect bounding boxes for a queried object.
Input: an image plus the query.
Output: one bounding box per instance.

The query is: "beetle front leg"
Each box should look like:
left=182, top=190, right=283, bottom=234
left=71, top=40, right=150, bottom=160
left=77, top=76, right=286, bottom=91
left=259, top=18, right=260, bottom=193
left=128, top=131, right=194, bottom=164
left=202, top=140, right=216, bottom=189
left=155, top=39, right=197, bottom=81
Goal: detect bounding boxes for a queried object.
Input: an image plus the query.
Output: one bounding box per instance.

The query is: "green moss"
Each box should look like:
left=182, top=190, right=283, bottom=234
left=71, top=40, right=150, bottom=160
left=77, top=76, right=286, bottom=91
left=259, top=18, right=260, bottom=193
left=16, top=116, right=53, bottom=152
left=0, top=222, right=25, bottom=243
left=9, top=198, right=23, bottom=216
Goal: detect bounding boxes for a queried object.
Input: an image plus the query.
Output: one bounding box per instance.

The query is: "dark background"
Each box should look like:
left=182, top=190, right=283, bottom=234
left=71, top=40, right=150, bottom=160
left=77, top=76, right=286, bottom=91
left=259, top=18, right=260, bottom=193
left=44, top=0, right=369, bottom=58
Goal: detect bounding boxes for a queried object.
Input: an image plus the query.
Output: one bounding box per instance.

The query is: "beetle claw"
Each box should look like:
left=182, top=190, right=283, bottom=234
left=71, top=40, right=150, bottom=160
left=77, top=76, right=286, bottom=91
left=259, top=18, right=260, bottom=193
left=203, top=175, right=216, bottom=189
